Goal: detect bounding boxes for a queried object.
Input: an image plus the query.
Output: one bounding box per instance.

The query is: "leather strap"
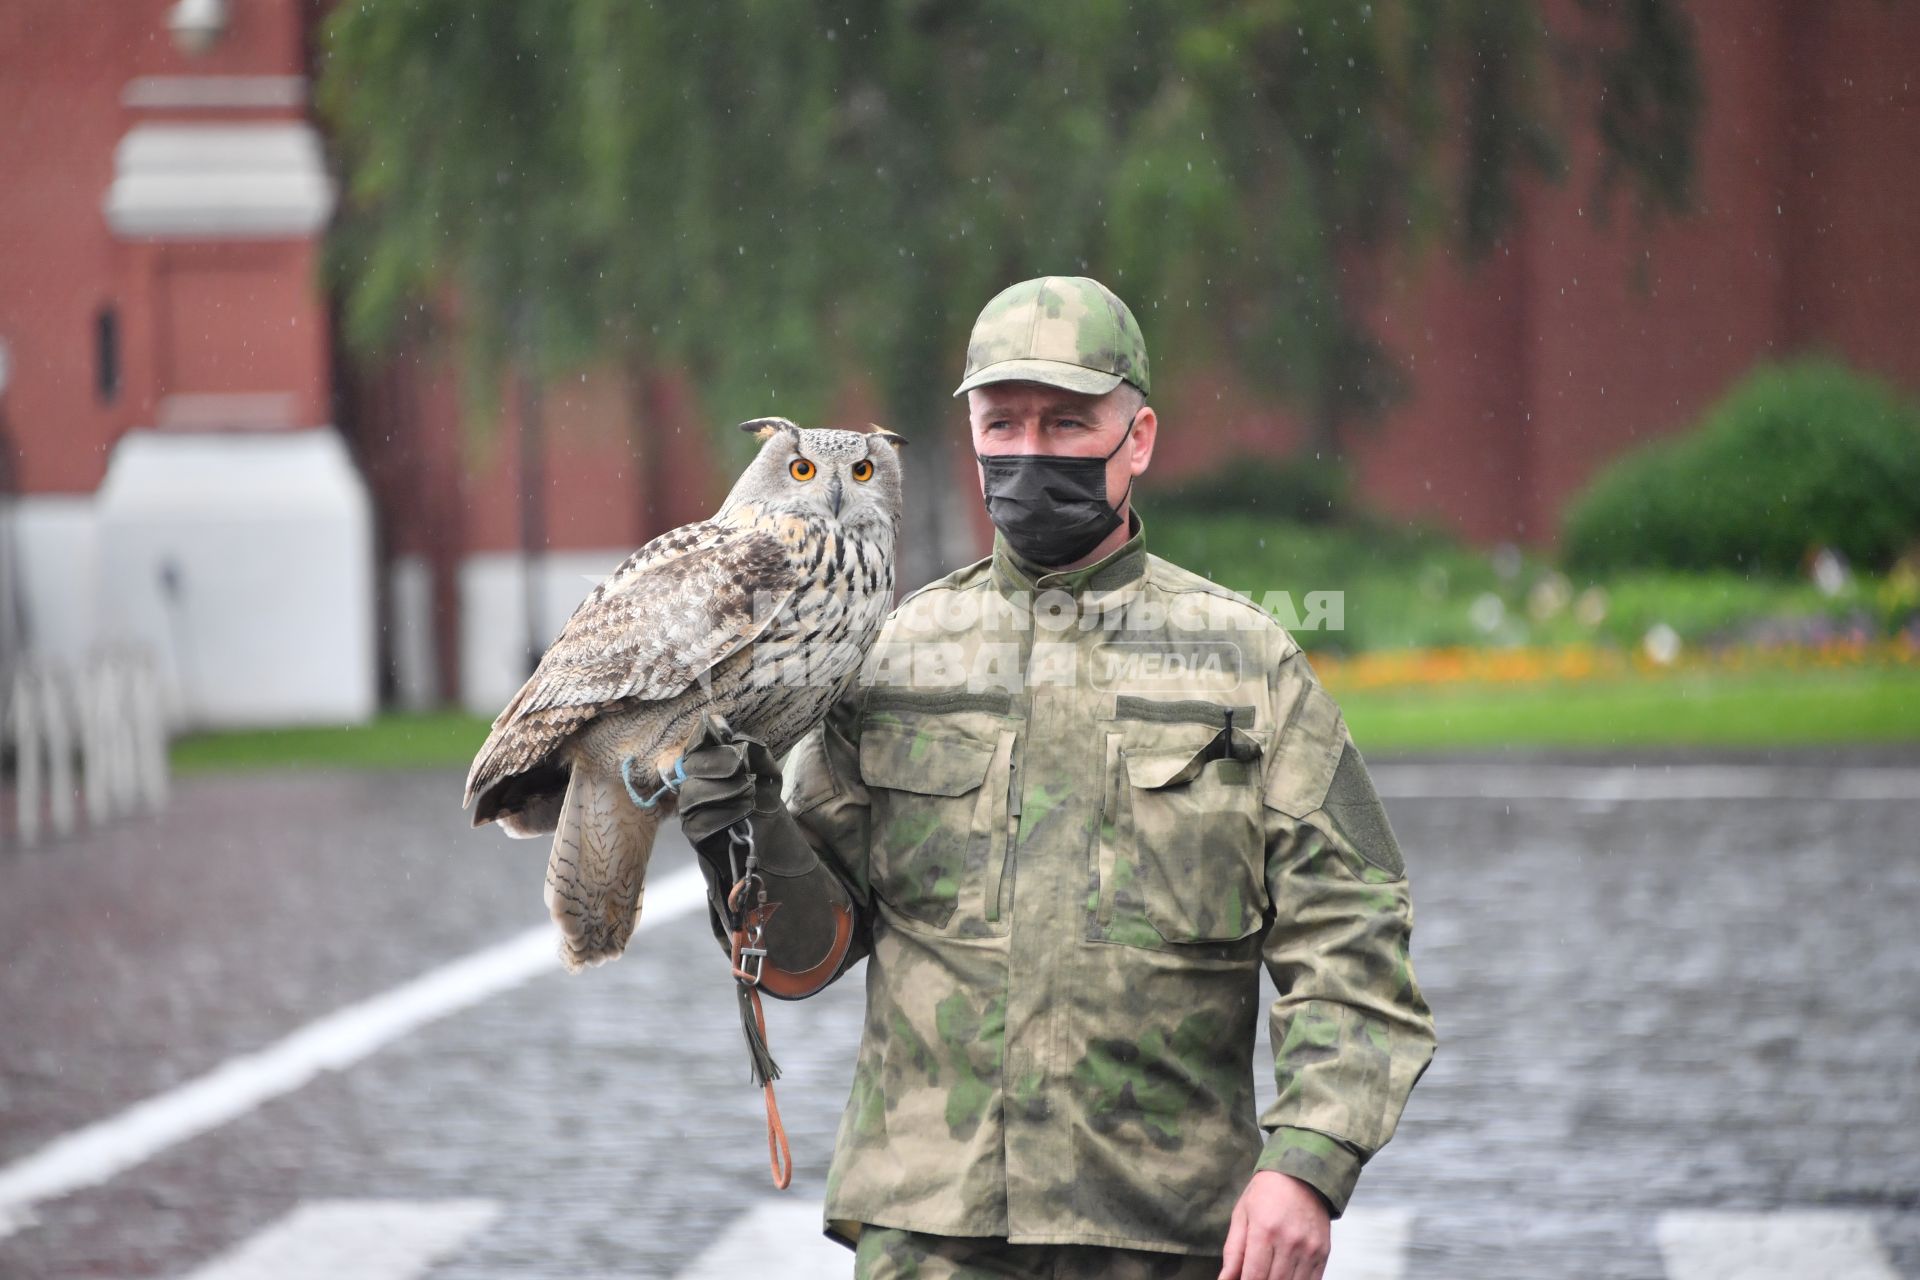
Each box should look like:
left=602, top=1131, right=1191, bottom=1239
left=729, top=873, right=794, bottom=1190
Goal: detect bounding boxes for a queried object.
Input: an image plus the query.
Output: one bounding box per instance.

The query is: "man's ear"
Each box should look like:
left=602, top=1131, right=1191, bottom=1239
left=865, top=425, right=908, bottom=449
left=1128, top=405, right=1158, bottom=474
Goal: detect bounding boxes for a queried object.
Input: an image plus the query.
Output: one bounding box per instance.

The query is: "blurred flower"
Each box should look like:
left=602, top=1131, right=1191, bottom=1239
left=1875, top=559, right=1919, bottom=628
left=1313, top=635, right=1915, bottom=694
left=1468, top=592, right=1506, bottom=634
left=1808, top=546, right=1850, bottom=597
left=1573, top=585, right=1609, bottom=628
left=1642, top=623, right=1682, bottom=666
left=1527, top=571, right=1573, bottom=622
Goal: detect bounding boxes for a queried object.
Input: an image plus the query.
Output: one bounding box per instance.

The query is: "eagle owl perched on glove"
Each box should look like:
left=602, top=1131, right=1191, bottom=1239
left=464, top=419, right=904, bottom=971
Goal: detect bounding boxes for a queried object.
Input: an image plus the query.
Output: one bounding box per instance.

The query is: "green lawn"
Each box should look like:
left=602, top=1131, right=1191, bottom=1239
left=1338, top=663, right=1920, bottom=752
left=169, top=664, right=1920, bottom=774
left=171, top=711, right=493, bottom=775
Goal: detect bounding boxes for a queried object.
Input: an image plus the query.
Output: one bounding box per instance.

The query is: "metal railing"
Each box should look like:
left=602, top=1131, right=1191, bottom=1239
left=6, top=647, right=170, bottom=847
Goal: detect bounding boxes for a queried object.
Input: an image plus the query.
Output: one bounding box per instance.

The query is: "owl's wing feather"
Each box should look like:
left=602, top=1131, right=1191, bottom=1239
left=518, top=520, right=799, bottom=708
left=462, top=521, right=796, bottom=808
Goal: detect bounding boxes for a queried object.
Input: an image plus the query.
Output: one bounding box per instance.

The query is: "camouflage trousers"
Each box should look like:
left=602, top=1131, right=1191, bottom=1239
left=852, top=1224, right=1222, bottom=1279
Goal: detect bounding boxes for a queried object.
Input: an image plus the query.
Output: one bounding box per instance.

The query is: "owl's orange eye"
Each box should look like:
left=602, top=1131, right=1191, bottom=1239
left=851, top=459, right=874, bottom=482
left=789, top=458, right=816, bottom=481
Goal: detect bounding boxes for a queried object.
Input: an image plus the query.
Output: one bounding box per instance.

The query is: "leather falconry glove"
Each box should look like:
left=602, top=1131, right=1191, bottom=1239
left=675, top=712, right=856, bottom=1001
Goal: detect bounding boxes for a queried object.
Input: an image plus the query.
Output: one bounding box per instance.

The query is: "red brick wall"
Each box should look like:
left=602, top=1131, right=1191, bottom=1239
left=1, top=0, right=146, bottom=492
left=1782, top=3, right=1920, bottom=377
left=0, top=0, right=322, bottom=493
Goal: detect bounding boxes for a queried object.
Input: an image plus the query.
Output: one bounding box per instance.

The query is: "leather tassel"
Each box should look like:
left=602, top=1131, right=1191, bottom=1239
left=737, top=982, right=782, bottom=1087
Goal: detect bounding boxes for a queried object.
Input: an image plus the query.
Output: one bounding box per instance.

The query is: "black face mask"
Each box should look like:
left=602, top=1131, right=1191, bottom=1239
left=977, top=410, right=1138, bottom=568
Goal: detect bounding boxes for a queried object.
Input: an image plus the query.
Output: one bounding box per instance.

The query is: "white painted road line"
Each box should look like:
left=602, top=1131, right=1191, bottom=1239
left=177, top=1199, right=501, bottom=1280
left=1656, top=1210, right=1899, bottom=1280
left=1373, top=764, right=1920, bottom=803
left=1326, top=1206, right=1412, bottom=1280
left=0, top=864, right=710, bottom=1243
left=673, top=1200, right=850, bottom=1279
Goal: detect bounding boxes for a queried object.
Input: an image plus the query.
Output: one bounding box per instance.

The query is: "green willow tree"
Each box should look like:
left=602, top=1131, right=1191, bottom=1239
left=318, top=0, right=1699, bottom=589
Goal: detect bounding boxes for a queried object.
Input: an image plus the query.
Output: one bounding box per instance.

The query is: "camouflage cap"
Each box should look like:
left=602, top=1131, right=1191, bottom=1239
left=953, top=276, right=1150, bottom=399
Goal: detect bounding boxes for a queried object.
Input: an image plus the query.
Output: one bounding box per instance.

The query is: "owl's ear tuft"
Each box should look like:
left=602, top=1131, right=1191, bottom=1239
left=866, top=425, right=908, bottom=449
left=739, top=417, right=801, bottom=442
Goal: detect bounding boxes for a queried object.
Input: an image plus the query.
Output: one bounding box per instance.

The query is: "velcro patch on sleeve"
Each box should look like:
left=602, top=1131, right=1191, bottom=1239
left=1321, top=740, right=1405, bottom=878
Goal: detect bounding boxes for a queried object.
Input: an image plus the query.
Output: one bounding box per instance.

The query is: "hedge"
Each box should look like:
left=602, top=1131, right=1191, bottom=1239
left=1561, top=358, right=1920, bottom=576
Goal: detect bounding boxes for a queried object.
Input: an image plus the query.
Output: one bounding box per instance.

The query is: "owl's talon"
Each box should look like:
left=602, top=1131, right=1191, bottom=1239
left=621, top=754, right=686, bottom=809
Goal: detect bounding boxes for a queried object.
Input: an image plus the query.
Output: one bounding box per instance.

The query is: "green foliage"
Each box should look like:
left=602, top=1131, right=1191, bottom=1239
left=1582, top=0, right=1702, bottom=232
left=1562, top=359, right=1920, bottom=576
left=1526, top=570, right=1879, bottom=649
left=1143, top=506, right=1506, bottom=653
left=1146, top=502, right=1906, bottom=656
left=317, top=6, right=609, bottom=424
left=316, top=1, right=1702, bottom=457
left=1153, top=457, right=1356, bottom=525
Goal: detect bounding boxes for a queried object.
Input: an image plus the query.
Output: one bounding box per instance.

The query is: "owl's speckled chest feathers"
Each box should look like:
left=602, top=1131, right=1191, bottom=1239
left=724, top=509, right=895, bottom=752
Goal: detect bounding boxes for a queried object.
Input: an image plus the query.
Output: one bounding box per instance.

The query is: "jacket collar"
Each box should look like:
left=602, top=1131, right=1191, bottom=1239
left=990, top=509, right=1148, bottom=599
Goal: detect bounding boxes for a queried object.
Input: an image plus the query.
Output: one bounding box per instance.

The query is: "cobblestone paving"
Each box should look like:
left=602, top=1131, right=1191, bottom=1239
left=2, top=758, right=1917, bottom=1278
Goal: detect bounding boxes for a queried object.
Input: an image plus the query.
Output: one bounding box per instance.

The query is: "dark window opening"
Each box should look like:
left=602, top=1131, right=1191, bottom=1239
left=96, top=307, right=119, bottom=403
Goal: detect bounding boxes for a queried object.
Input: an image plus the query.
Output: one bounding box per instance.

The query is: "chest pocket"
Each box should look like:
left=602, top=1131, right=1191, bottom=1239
left=1094, top=698, right=1272, bottom=948
left=858, top=692, right=1017, bottom=936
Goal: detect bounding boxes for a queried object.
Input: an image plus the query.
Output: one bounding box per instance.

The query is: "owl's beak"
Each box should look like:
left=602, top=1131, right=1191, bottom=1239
left=828, top=476, right=844, bottom=516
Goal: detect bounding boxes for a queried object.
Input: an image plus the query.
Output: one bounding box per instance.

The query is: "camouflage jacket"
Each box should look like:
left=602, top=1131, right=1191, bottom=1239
left=778, top=516, right=1435, bottom=1256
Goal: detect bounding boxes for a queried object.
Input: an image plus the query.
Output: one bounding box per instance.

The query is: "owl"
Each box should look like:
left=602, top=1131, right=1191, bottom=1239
left=464, top=419, right=905, bottom=971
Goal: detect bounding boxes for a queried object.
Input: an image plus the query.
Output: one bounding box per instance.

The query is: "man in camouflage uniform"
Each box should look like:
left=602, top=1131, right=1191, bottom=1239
left=677, top=276, right=1435, bottom=1280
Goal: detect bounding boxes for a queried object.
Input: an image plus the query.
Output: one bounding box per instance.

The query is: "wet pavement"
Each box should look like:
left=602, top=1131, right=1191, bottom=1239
left=2, top=754, right=1917, bottom=1278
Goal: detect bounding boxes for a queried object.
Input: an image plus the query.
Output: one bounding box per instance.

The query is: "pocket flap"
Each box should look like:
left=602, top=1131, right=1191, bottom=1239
left=1122, top=726, right=1265, bottom=789
left=860, top=723, right=997, bottom=796
left=1123, top=739, right=1213, bottom=789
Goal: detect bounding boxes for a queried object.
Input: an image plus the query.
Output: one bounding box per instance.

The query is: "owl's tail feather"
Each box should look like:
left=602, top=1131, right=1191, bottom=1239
left=543, top=766, right=663, bottom=972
